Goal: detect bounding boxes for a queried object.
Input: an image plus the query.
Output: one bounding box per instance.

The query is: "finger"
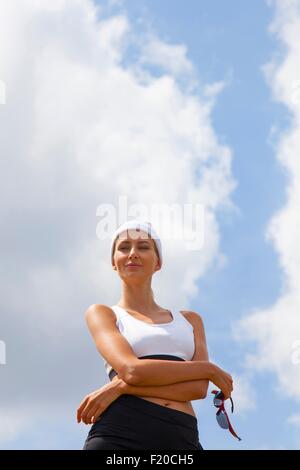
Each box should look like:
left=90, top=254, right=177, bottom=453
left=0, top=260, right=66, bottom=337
left=92, top=407, right=104, bottom=423
left=86, top=405, right=101, bottom=424
left=84, top=409, right=96, bottom=424
left=77, top=396, right=89, bottom=411
left=81, top=403, right=93, bottom=424
left=82, top=403, right=100, bottom=425
left=77, top=403, right=88, bottom=423
left=77, top=397, right=89, bottom=422
left=77, top=405, right=85, bottom=423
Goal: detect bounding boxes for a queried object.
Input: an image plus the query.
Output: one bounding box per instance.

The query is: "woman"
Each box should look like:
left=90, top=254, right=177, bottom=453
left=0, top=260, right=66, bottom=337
left=77, top=219, right=233, bottom=450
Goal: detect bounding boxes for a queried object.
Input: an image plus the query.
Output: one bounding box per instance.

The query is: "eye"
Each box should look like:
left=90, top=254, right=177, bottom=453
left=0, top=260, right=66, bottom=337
left=119, top=245, right=149, bottom=250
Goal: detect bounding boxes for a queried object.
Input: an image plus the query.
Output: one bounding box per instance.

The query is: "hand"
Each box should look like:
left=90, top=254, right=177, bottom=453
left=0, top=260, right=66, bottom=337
left=209, top=364, right=233, bottom=400
left=77, top=378, right=125, bottom=425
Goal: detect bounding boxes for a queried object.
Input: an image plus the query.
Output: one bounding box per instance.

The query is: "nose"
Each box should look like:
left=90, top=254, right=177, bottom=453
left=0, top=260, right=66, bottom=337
left=128, top=246, right=138, bottom=258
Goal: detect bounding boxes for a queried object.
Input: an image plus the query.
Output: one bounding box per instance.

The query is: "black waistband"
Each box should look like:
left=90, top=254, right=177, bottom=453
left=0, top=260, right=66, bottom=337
left=115, top=394, right=198, bottom=429
left=109, top=354, right=185, bottom=381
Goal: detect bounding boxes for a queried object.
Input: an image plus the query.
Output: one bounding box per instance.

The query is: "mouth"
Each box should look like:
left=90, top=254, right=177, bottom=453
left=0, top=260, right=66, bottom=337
left=126, top=264, right=141, bottom=267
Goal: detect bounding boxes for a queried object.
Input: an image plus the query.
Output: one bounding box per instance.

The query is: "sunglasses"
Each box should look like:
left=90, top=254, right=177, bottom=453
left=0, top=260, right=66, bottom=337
left=211, top=390, right=242, bottom=441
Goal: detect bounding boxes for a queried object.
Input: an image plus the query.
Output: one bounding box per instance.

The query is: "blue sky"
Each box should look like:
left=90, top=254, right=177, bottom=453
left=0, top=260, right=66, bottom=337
left=101, top=0, right=296, bottom=450
left=1, top=0, right=300, bottom=451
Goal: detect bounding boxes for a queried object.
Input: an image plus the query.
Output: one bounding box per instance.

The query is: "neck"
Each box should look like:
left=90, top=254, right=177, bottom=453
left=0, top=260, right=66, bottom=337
left=118, top=282, right=158, bottom=313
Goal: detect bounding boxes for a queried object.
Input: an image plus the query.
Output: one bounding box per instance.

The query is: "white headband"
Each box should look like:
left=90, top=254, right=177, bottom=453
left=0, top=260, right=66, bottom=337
left=111, top=220, right=162, bottom=266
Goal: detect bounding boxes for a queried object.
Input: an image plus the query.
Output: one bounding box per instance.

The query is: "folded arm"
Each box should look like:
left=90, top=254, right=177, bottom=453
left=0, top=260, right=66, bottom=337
left=115, top=376, right=208, bottom=401
left=79, top=309, right=210, bottom=424
left=85, top=305, right=211, bottom=391
left=85, top=304, right=221, bottom=386
left=115, top=311, right=210, bottom=399
left=77, top=375, right=206, bottom=425
left=122, top=312, right=211, bottom=391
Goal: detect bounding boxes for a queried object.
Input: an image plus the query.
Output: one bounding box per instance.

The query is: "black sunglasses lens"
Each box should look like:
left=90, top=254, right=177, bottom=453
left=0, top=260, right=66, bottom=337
left=213, top=397, right=223, bottom=407
left=213, top=391, right=224, bottom=407
left=216, top=410, right=229, bottom=429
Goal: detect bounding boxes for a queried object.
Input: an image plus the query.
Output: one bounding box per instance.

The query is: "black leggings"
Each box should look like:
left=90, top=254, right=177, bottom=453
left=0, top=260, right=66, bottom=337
left=83, top=394, right=204, bottom=450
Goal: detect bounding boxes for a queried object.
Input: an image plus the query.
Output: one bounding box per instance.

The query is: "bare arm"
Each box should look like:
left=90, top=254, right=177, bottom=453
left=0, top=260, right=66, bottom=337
left=125, top=312, right=212, bottom=388
left=123, top=359, right=212, bottom=386
left=115, top=312, right=210, bottom=400
left=85, top=304, right=233, bottom=399
left=78, top=376, right=205, bottom=425
left=116, top=376, right=207, bottom=401
left=84, top=304, right=212, bottom=388
left=78, top=310, right=228, bottom=423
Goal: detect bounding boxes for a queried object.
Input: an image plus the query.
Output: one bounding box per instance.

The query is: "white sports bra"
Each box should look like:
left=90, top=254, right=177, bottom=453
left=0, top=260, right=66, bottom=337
left=103, top=305, right=196, bottom=381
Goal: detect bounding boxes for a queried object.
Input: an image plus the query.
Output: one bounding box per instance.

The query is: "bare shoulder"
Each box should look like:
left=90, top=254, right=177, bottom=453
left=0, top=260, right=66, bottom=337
left=84, top=303, right=117, bottom=323
left=180, top=311, right=209, bottom=361
left=180, top=310, right=204, bottom=327
left=83, top=304, right=140, bottom=381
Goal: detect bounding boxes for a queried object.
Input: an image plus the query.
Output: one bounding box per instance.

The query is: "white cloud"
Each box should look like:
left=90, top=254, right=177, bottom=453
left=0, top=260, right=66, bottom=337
left=234, top=0, right=300, bottom=404
left=287, top=414, right=300, bottom=428
left=0, top=0, right=236, bottom=447
left=0, top=409, right=31, bottom=444
left=140, top=36, right=195, bottom=78
left=207, top=356, right=256, bottom=416
left=231, top=372, right=257, bottom=416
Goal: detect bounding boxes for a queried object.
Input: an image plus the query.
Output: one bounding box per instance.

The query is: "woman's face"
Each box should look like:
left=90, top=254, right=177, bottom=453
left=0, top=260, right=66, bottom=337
left=112, top=229, right=160, bottom=279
